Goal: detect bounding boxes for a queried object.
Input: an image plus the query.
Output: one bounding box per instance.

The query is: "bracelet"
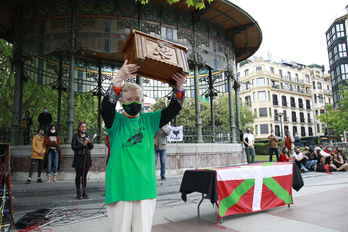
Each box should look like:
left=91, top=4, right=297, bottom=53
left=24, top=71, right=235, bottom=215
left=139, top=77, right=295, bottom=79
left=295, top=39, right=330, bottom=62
left=176, top=88, right=185, bottom=93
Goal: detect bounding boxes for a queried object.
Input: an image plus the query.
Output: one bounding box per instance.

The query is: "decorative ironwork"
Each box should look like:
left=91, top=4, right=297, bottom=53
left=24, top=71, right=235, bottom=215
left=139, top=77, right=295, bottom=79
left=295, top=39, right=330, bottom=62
left=117, top=19, right=139, bottom=30
left=142, top=22, right=161, bottom=35
left=187, top=52, right=205, bottom=67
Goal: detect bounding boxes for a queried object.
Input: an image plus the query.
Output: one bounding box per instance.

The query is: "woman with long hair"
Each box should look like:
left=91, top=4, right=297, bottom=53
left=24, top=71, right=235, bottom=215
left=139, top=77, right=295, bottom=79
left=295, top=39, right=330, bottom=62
left=44, top=125, right=61, bottom=183
left=71, top=121, right=94, bottom=199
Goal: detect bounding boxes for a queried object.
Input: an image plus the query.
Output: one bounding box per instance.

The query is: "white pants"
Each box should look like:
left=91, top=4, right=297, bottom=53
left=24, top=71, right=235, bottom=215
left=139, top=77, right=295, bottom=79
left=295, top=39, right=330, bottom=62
left=107, top=198, right=156, bottom=232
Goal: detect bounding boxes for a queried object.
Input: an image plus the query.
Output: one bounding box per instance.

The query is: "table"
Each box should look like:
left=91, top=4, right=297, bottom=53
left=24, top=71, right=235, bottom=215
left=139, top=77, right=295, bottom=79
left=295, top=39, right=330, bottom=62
left=180, top=162, right=303, bottom=218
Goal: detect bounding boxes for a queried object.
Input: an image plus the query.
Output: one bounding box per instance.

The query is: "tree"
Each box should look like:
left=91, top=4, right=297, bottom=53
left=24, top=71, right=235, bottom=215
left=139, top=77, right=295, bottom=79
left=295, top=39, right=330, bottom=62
left=150, top=92, right=256, bottom=129
left=316, top=80, right=348, bottom=138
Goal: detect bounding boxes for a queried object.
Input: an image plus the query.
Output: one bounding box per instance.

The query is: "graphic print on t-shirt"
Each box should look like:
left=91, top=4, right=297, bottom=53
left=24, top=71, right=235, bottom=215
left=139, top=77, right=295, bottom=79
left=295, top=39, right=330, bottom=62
left=122, top=127, right=145, bottom=148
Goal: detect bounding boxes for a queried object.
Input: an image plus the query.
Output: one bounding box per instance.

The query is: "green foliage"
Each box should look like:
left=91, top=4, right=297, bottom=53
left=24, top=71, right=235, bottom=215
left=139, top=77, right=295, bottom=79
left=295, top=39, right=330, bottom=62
left=150, top=93, right=256, bottom=129
left=254, top=143, right=269, bottom=156
left=0, top=39, right=14, bottom=128
left=315, top=81, right=348, bottom=137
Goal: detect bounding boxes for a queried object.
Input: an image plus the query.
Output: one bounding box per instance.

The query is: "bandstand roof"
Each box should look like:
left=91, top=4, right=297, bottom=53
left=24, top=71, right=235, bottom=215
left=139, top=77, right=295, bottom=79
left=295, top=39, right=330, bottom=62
left=0, top=0, right=262, bottom=63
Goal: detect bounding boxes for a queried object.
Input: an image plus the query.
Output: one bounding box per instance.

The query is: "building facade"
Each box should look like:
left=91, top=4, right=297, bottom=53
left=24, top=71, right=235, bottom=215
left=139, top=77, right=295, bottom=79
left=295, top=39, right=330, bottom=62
left=326, top=5, right=348, bottom=108
left=238, top=58, right=333, bottom=140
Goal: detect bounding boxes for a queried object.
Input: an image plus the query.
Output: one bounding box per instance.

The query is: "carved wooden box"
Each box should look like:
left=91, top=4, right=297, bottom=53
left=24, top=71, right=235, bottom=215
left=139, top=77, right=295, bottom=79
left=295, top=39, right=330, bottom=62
left=121, top=30, right=189, bottom=86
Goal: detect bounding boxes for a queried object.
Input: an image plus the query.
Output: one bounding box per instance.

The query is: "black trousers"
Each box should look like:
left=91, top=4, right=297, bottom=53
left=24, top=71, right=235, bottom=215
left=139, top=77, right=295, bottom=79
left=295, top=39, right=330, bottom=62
left=269, top=148, right=279, bottom=161
left=28, top=159, right=43, bottom=178
left=75, top=167, right=89, bottom=190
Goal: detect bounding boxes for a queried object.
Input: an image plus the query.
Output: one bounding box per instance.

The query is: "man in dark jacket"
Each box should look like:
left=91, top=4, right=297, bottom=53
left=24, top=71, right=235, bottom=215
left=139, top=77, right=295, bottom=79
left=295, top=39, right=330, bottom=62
left=268, top=129, right=279, bottom=161
left=38, top=106, right=52, bottom=133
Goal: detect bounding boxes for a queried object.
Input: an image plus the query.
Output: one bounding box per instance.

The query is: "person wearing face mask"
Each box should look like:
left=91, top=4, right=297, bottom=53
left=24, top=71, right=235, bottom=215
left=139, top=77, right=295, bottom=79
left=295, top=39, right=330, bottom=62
left=243, top=127, right=255, bottom=164
left=100, top=60, right=186, bottom=232
left=71, top=121, right=94, bottom=199
left=26, top=128, right=46, bottom=184
left=324, top=144, right=333, bottom=154
left=44, top=125, right=61, bottom=183
left=279, top=147, right=291, bottom=162
left=291, top=146, right=309, bottom=173
left=282, top=130, right=295, bottom=154
left=268, top=129, right=279, bottom=161
left=294, top=132, right=301, bottom=147
left=38, top=106, right=53, bottom=134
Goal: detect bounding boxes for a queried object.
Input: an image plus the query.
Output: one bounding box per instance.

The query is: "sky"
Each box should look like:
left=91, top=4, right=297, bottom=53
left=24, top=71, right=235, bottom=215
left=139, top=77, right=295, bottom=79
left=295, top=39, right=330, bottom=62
left=230, top=0, right=348, bottom=73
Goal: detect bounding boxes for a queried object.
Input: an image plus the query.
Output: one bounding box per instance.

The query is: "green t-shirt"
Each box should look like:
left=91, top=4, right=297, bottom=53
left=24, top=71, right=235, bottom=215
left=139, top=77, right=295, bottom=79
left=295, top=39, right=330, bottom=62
left=105, top=110, right=161, bottom=204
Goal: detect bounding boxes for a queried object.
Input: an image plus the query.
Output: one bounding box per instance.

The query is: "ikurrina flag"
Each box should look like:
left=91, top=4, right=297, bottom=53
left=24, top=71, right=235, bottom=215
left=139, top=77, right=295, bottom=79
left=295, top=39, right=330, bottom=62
left=215, top=162, right=293, bottom=217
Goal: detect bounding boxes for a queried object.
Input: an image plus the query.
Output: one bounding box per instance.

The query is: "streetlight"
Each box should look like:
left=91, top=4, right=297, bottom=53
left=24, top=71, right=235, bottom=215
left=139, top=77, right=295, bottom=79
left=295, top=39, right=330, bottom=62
left=277, top=112, right=284, bottom=138
left=319, top=95, right=330, bottom=143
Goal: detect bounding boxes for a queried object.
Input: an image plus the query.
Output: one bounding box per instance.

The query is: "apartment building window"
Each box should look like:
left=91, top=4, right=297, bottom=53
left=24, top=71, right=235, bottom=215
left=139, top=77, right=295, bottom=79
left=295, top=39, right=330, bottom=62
left=320, top=109, right=325, bottom=115
left=309, top=127, right=313, bottom=136
left=292, top=112, right=297, bottom=122
left=317, top=124, right=320, bottom=133
left=253, top=92, right=256, bottom=102
left=255, top=125, right=258, bottom=135
left=293, top=127, right=297, bottom=137
left=246, top=82, right=250, bottom=90
left=259, top=108, right=267, bottom=117
left=298, top=99, right=303, bottom=108
left=282, top=96, right=287, bottom=106
left=317, top=81, right=322, bottom=90
left=315, top=110, right=318, bottom=115
left=237, top=72, right=240, bottom=79
left=295, top=73, right=299, bottom=82
left=300, top=112, right=304, bottom=123
left=272, top=95, right=278, bottom=105
left=314, top=94, right=317, bottom=103
left=257, top=78, right=265, bottom=86
left=245, top=96, right=251, bottom=106
left=245, top=69, right=249, bottom=75
left=258, top=91, right=266, bottom=101
left=338, top=43, right=347, bottom=58
left=260, top=124, right=269, bottom=134
left=318, top=94, right=323, bottom=103
left=305, top=74, right=310, bottom=83
left=284, top=126, right=289, bottom=132
left=287, top=71, right=291, bottom=78
left=270, top=67, right=274, bottom=73
left=275, top=125, right=280, bottom=136
left=256, top=66, right=262, bottom=72
left=252, top=79, right=254, bottom=87
left=301, top=127, right=306, bottom=136
left=269, top=108, right=272, bottom=118
left=274, top=110, right=278, bottom=121
left=306, top=100, right=311, bottom=109
left=283, top=111, right=288, bottom=122
left=313, top=81, right=316, bottom=90
left=279, top=69, right=283, bottom=78
left=290, top=97, right=295, bottom=107
left=307, top=113, right=311, bottom=123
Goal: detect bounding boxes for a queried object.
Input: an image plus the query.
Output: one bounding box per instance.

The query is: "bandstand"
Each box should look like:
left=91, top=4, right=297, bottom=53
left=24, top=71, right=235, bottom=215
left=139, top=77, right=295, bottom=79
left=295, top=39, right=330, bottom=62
left=0, top=0, right=262, bottom=145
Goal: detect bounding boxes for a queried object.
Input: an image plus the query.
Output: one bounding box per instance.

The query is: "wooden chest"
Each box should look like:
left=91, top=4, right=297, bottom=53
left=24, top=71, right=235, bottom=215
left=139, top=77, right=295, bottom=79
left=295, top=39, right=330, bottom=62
left=121, top=30, right=189, bottom=86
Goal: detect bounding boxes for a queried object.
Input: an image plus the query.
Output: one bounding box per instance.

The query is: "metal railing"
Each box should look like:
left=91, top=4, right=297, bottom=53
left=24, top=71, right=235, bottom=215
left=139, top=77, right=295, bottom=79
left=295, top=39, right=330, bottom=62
left=0, top=126, right=242, bottom=145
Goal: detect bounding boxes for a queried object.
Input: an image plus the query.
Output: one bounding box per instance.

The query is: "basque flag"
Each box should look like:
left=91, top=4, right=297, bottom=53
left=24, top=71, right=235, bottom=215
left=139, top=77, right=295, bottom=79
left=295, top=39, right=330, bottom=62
left=216, top=162, right=293, bottom=217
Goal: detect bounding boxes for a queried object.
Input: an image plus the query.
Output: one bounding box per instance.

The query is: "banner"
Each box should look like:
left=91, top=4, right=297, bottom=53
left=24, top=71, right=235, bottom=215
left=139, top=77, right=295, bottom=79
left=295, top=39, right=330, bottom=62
left=167, top=125, right=183, bottom=142
left=215, top=162, right=293, bottom=217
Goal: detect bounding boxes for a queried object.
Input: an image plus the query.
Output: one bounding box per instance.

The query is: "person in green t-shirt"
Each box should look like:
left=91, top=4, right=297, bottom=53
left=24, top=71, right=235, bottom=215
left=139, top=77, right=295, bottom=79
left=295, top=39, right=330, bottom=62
left=101, top=59, right=186, bottom=232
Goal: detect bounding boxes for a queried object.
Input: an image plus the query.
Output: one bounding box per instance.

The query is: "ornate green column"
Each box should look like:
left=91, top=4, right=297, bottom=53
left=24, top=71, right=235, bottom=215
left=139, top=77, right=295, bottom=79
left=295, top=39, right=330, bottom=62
left=234, top=81, right=242, bottom=131
left=226, top=66, right=236, bottom=143
left=66, top=2, right=77, bottom=143
left=10, top=8, right=24, bottom=145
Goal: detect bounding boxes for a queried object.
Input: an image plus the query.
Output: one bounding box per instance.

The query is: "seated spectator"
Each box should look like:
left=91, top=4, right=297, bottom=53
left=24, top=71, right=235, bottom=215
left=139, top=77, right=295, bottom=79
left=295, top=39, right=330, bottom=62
left=332, top=149, right=348, bottom=171
left=304, top=147, right=317, bottom=171
left=279, top=147, right=291, bottom=162
left=291, top=146, right=308, bottom=173
left=336, top=148, right=347, bottom=163
left=314, top=147, right=331, bottom=165
left=324, top=144, right=333, bottom=154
